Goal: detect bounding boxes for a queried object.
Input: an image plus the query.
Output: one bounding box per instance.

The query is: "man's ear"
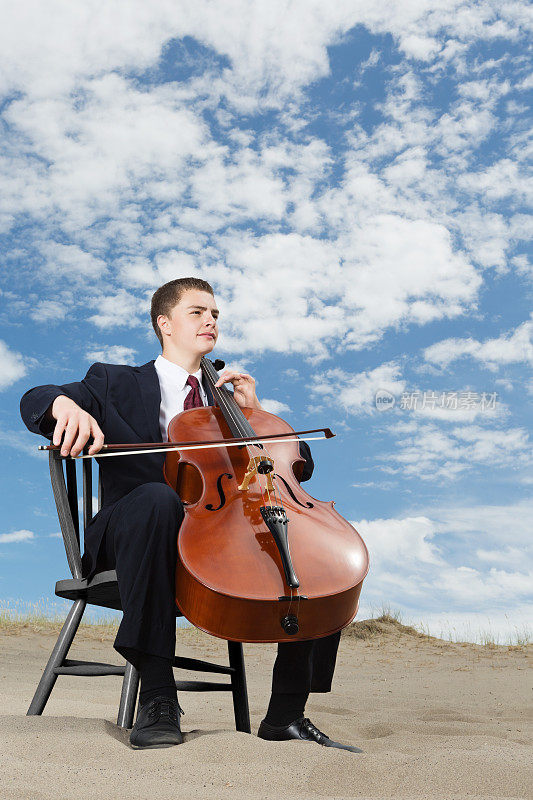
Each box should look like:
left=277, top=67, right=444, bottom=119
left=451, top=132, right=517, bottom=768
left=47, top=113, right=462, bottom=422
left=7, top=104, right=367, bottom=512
left=157, top=314, right=170, bottom=337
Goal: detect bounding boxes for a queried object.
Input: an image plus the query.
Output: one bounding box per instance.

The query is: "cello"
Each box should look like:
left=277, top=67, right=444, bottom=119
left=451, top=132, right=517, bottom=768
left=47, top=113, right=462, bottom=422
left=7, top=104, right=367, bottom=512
left=163, top=356, right=369, bottom=643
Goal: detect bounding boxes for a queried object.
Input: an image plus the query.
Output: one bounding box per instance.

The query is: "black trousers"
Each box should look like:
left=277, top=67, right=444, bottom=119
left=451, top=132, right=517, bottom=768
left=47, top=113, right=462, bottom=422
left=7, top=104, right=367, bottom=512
left=98, top=482, right=341, bottom=693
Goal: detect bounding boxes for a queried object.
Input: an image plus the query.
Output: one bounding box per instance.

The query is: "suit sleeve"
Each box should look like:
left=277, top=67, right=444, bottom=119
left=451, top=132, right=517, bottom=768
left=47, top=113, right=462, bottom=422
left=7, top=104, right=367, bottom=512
left=298, top=440, right=314, bottom=482
left=20, top=363, right=109, bottom=439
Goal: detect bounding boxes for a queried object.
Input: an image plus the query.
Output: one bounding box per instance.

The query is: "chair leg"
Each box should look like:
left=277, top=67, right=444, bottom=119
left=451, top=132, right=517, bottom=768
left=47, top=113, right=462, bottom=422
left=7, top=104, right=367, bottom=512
left=27, top=598, right=86, bottom=716
left=117, top=661, right=139, bottom=729
left=227, top=641, right=251, bottom=733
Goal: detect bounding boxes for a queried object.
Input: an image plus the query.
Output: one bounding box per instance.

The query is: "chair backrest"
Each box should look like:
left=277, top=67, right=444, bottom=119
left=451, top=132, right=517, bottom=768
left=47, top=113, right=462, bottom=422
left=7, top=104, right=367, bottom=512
left=48, top=450, right=101, bottom=580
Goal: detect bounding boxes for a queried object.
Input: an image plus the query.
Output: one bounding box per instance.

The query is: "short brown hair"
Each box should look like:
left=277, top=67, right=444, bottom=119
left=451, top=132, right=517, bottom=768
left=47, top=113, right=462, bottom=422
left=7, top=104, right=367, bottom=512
left=151, top=277, right=214, bottom=346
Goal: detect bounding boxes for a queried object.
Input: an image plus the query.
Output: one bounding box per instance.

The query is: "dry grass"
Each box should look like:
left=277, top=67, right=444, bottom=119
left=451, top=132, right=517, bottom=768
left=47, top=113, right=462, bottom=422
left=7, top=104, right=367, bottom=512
left=343, top=613, right=429, bottom=641
left=343, top=605, right=532, bottom=651
left=0, top=599, right=121, bottom=640
left=0, top=599, right=199, bottom=642
left=2, top=600, right=531, bottom=650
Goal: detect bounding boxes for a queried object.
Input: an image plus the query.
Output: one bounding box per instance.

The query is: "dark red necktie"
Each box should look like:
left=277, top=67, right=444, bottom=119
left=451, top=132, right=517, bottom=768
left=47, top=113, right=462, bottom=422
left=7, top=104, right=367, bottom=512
left=183, top=375, right=204, bottom=409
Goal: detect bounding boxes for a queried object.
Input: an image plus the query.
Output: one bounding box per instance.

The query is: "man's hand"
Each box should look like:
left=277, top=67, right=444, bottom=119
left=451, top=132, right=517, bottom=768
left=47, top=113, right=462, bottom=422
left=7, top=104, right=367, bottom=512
left=214, top=370, right=263, bottom=410
left=50, top=395, right=105, bottom=457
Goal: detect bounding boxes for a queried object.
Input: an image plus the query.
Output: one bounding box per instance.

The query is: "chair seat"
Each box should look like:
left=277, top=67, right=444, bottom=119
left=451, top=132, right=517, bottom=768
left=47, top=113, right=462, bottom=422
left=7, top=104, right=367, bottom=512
left=56, top=570, right=122, bottom=610
left=55, top=570, right=185, bottom=616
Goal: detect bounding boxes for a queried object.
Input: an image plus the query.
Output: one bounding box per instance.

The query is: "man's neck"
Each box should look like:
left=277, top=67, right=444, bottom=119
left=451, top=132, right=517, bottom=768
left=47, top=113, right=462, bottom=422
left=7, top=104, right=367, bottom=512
left=160, top=349, right=201, bottom=374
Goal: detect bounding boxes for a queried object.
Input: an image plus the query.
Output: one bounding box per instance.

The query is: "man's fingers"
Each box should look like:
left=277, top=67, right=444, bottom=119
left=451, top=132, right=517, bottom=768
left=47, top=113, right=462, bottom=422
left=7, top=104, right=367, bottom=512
left=214, top=370, right=250, bottom=387
left=53, top=417, right=67, bottom=447
left=55, top=412, right=103, bottom=457
left=60, top=418, right=79, bottom=456
left=214, top=371, right=230, bottom=387
left=88, top=423, right=105, bottom=455
left=70, top=422, right=91, bottom=458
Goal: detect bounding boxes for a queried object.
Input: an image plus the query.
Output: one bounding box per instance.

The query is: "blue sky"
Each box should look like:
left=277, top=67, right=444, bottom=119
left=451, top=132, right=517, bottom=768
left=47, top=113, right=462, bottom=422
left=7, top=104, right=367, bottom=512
left=0, top=2, right=531, bottom=642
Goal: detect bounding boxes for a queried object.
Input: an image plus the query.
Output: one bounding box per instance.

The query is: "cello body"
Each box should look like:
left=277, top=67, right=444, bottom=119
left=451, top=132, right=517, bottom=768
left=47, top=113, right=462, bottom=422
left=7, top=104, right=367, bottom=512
left=164, top=404, right=369, bottom=643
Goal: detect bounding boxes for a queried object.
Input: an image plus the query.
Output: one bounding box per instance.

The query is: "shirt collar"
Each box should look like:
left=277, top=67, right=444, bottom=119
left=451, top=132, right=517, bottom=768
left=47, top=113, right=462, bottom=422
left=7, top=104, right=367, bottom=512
left=154, top=354, right=203, bottom=389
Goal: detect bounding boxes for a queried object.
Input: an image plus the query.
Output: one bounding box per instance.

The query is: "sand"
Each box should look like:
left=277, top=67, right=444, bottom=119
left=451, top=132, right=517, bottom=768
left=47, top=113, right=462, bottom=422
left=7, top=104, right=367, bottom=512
left=0, top=617, right=531, bottom=800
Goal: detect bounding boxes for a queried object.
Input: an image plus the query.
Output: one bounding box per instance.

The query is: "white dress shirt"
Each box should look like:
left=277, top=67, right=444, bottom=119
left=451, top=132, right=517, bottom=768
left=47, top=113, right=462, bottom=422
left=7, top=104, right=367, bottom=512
left=154, top=355, right=207, bottom=441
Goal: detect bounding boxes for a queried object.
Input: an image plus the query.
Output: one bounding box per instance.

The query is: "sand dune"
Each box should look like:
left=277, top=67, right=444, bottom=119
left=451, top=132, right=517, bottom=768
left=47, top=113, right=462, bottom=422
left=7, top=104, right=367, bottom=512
left=1, top=617, right=531, bottom=800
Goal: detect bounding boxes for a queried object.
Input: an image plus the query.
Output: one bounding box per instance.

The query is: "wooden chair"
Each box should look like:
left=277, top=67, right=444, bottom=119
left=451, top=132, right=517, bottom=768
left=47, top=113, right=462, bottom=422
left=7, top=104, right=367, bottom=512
left=27, top=449, right=250, bottom=732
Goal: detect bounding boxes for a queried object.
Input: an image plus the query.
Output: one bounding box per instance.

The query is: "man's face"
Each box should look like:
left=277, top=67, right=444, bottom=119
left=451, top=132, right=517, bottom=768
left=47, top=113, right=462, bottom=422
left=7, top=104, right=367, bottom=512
left=158, top=288, right=219, bottom=355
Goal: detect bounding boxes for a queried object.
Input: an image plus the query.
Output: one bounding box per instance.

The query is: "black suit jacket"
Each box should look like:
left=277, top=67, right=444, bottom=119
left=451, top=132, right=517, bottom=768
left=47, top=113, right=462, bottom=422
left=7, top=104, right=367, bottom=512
left=20, top=360, right=314, bottom=578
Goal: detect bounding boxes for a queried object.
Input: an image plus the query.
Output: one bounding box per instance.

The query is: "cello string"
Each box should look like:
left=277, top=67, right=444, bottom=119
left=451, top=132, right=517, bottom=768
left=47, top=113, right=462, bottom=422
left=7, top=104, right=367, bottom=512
left=205, top=358, right=271, bottom=506
left=203, top=358, right=275, bottom=505
left=203, top=360, right=292, bottom=512
left=203, top=359, right=254, bottom=445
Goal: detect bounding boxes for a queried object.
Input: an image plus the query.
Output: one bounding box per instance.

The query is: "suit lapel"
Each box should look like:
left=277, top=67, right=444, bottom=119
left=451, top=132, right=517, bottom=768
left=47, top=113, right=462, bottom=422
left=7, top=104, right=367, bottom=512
left=133, top=360, right=162, bottom=442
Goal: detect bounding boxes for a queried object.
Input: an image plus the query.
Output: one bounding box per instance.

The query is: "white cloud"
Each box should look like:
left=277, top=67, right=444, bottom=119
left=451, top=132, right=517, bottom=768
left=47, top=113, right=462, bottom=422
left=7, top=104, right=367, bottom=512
left=190, top=147, right=286, bottom=220
left=359, top=49, right=380, bottom=72
left=457, top=78, right=512, bottom=103
left=3, top=74, right=213, bottom=234
left=457, top=158, right=533, bottom=204
left=30, top=300, right=66, bottom=324
left=354, top=515, right=445, bottom=568
left=209, top=211, right=481, bottom=358
left=0, top=428, right=42, bottom=457
left=0, top=530, right=34, bottom=543
left=512, top=254, right=532, bottom=278
left=453, top=206, right=511, bottom=271
left=154, top=251, right=200, bottom=285
left=424, top=316, right=533, bottom=369
left=85, top=345, right=137, bottom=365
left=1, top=2, right=529, bottom=104
left=400, top=35, right=440, bottom=62
left=432, top=500, right=533, bottom=557
left=381, top=420, right=531, bottom=480
left=495, top=377, right=513, bottom=392
left=87, top=289, right=146, bottom=329
left=338, top=215, right=481, bottom=338
left=40, top=242, right=107, bottom=280
left=0, top=340, right=27, bottom=389
left=476, top=546, right=524, bottom=569
left=0, top=0, right=529, bottom=368
left=283, top=368, right=300, bottom=380
left=259, top=399, right=291, bottom=415
left=354, top=498, right=533, bottom=641
left=310, top=362, right=405, bottom=415
left=351, top=480, right=396, bottom=489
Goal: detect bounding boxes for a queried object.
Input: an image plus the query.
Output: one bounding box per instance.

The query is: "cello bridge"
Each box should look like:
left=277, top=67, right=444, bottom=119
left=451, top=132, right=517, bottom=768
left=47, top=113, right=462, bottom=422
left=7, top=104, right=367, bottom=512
left=238, top=456, right=275, bottom=492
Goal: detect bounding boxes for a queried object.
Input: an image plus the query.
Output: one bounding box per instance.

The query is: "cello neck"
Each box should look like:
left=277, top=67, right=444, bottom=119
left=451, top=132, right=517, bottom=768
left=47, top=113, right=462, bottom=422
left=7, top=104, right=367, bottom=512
left=200, top=357, right=256, bottom=439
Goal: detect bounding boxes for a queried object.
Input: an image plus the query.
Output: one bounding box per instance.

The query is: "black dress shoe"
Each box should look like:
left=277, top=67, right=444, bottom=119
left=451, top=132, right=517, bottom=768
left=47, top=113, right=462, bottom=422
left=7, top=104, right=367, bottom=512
left=130, top=696, right=184, bottom=749
left=258, top=716, right=363, bottom=753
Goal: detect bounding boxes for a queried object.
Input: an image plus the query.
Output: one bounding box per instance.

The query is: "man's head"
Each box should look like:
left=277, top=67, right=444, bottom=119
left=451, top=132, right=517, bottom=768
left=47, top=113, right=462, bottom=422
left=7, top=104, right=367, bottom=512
left=151, top=277, right=218, bottom=359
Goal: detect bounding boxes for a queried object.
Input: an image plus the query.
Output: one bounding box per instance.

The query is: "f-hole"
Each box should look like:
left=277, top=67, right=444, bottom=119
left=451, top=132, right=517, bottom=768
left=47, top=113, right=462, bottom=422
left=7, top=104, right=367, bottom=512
left=206, top=472, right=233, bottom=511
left=274, top=474, right=314, bottom=508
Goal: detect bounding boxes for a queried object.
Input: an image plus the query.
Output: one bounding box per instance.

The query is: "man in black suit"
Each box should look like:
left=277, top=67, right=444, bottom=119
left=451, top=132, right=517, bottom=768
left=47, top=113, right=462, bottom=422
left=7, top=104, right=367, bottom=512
left=21, top=277, right=360, bottom=753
